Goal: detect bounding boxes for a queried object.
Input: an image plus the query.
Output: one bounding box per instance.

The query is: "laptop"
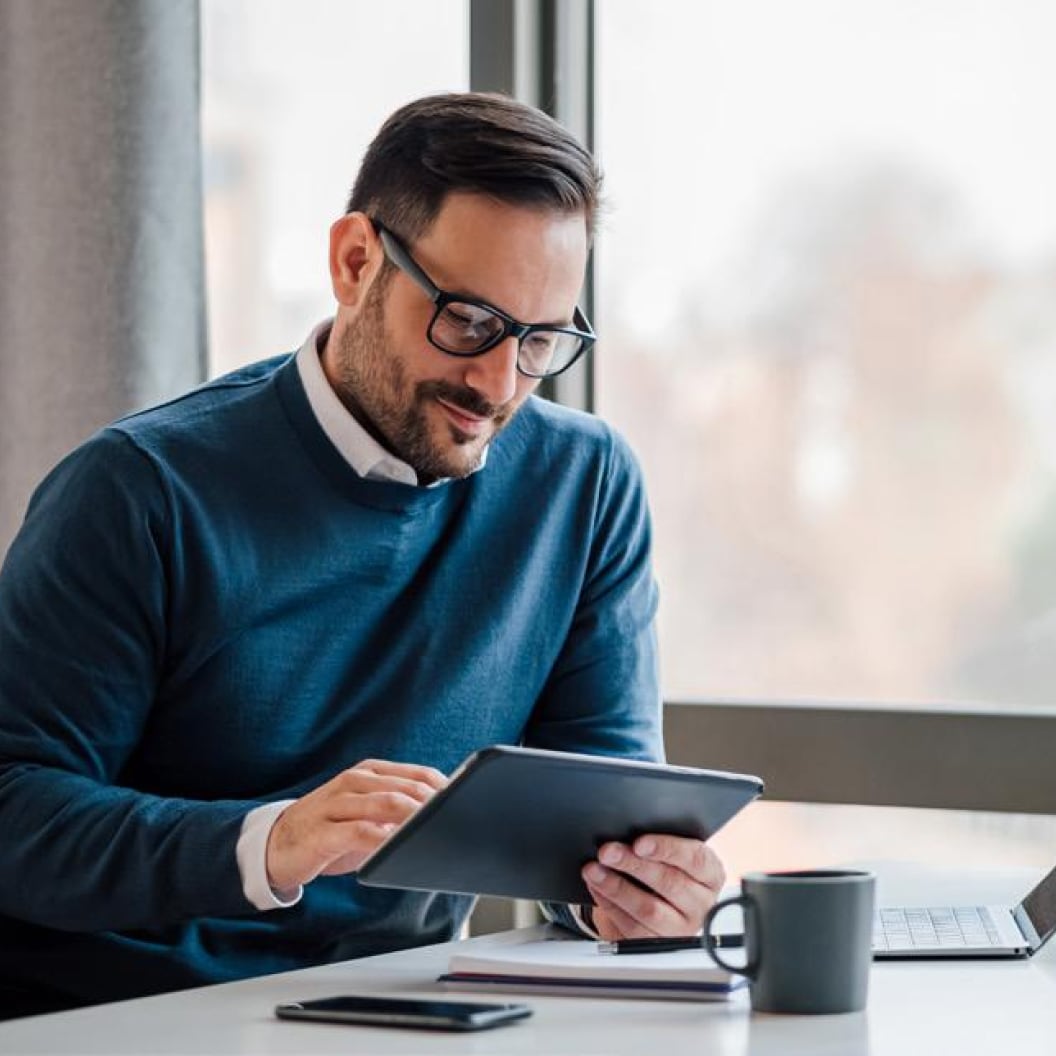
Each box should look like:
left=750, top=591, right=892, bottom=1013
left=873, top=863, right=1056, bottom=959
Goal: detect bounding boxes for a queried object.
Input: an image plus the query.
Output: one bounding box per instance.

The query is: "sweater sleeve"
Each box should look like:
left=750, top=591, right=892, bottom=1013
left=523, top=428, right=664, bottom=763
left=0, top=430, right=256, bottom=932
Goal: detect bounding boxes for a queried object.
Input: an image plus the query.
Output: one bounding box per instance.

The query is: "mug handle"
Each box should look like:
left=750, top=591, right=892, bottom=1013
left=703, top=893, right=759, bottom=978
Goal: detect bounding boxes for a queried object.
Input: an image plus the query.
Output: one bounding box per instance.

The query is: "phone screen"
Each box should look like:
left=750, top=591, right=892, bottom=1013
left=275, top=995, right=533, bottom=1031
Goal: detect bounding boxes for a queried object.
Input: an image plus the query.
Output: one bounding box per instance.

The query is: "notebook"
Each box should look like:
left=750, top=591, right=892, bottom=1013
left=873, top=863, right=1056, bottom=959
left=438, top=934, right=744, bottom=1001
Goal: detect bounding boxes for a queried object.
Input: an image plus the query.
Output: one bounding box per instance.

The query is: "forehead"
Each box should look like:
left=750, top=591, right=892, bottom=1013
left=408, top=193, right=589, bottom=322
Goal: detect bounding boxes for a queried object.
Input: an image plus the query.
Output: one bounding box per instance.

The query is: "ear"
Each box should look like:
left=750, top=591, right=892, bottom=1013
left=329, top=212, right=384, bottom=311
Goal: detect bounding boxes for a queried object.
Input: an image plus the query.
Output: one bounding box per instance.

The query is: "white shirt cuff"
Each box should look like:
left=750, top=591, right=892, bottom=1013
left=237, top=800, right=303, bottom=910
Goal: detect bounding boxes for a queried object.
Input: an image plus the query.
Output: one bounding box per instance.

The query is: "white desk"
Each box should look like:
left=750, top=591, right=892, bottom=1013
left=3, top=864, right=1054, bottom=1055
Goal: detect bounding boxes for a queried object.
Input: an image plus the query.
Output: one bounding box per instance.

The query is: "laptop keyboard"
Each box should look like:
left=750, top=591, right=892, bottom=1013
left=873, top=906, right=1003, bottom=950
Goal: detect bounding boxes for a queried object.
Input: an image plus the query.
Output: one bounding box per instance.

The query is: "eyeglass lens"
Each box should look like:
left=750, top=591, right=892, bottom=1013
left=430, top=301, right=582, bottom=377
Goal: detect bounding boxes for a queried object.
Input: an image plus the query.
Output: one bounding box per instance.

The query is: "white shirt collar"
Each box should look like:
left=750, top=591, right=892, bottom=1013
left=296, top=320, right=487, bottom=487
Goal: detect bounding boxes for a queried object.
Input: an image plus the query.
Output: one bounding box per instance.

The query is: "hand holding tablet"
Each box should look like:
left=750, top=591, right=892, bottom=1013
left=356, top=745, right=763, bottom=905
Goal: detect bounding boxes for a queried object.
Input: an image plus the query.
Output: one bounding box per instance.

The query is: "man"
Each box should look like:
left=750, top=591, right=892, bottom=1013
left=0, top=93, right=724, bottom=1019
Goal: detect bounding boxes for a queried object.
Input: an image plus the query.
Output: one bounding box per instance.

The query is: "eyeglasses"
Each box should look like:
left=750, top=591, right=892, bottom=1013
left=373, top=221, right=596, bottom=379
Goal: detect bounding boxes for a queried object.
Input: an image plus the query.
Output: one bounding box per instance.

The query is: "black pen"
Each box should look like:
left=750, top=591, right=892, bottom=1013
left=597, top=934, right=744, bottom=955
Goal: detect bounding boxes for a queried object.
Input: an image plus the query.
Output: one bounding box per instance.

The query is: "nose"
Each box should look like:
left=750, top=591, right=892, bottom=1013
left=462, top=335, right=520, bottom=407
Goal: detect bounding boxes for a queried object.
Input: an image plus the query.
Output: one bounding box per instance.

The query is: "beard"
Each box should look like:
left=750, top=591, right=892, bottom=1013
left=330, top=284, right=518, bottom=483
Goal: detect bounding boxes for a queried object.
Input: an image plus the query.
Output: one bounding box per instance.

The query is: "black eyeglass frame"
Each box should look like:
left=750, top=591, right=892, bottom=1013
left=372, top=221, right=596, bottom=379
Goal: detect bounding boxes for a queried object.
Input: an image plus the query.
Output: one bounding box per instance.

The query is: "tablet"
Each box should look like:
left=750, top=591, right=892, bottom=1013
left=355, top=745, right=763, bottom=904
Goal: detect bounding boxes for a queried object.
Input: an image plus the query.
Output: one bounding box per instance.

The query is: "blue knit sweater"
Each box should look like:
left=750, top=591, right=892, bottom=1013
left=0, top=353, right=660, bottom=1016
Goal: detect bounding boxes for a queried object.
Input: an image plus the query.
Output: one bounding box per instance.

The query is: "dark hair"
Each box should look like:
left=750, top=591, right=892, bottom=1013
left=346, top=92, right=602, bottom=243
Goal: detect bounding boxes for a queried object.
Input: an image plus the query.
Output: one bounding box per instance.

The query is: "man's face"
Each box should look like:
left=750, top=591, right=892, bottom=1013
left=327, top=193, right=589, bottom=483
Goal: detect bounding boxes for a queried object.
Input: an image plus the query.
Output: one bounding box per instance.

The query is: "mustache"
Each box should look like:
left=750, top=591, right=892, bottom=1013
left=417, top=380, right=506, bottom=421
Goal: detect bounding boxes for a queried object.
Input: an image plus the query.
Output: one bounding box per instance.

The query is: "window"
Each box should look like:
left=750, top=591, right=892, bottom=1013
left=201, top=0, right=469, bottom=375
left=595, top=0, right=1056, bottom=874
left=596, top=0, right=1056, bottom=709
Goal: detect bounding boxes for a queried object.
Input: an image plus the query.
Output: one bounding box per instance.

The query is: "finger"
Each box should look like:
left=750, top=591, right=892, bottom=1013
left=327, top=789, right=426, bottom=825
left=595, top=844, right=701, bottom=920
left=335, top=769, right=440, bottom=804
left=631, top=835, right=726, bottom=890
left=586, top=886, right=661, bottom=940
left=582, top=861, right=688, bottom=935
left=320, top=821, right=400, bottom=876
left=354, top=759, right=449, bottom=790
left=594, top=842, right=713, bottom=922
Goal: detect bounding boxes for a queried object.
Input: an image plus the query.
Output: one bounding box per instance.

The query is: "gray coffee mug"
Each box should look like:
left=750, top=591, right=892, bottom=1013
left=704, top=869, right=875, bottom=1014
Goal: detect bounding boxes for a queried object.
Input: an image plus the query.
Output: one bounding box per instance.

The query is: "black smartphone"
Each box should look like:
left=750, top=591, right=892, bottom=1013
left=274, top=994, right=533, bottom=1032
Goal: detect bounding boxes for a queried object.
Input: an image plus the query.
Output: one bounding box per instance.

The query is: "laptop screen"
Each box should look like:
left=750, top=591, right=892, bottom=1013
left=1017, top=864, right=1056, bottom=949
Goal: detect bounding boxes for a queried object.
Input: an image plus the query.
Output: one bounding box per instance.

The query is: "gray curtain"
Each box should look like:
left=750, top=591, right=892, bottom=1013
left=0, top=0, right=205, bottom=557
